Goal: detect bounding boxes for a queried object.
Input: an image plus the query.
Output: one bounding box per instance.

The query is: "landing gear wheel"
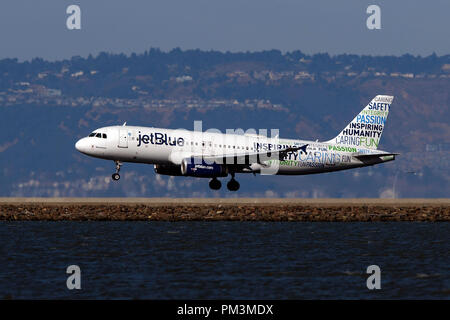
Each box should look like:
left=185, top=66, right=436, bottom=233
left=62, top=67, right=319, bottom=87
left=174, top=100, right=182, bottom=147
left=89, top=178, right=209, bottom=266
left=227, top=179, right=240, bottom=191
left=112, top=160, right=122, bottom=181
left=209, top=178, right=222, bottom=190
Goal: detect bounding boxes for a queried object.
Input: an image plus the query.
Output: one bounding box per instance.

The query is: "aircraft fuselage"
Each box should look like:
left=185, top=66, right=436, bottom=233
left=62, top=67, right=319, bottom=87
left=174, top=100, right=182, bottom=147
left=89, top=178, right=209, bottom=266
left=75, top=125, right=394, bottom=176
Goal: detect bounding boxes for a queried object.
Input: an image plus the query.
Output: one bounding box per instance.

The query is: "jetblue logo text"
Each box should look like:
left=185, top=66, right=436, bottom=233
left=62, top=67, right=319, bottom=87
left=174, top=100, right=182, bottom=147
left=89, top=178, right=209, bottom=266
left=137, top=132, right=185, bottom=147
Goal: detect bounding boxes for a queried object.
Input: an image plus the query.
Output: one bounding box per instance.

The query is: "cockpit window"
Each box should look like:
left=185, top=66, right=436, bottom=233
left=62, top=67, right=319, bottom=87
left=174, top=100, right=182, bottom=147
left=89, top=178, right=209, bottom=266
left=89, top=132, right=107, bottom=138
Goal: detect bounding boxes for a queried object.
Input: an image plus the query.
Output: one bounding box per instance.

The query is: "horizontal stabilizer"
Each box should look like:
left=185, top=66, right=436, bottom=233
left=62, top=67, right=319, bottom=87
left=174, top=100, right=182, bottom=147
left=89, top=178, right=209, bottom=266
left=353, top=153, right=399, bottom=159
left=353, top=153, right=399, bottom=164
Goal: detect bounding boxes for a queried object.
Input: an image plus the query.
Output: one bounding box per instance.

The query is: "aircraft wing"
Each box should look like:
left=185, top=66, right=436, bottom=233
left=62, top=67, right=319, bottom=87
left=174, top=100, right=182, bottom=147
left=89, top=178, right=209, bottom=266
left=200, top=144, right=308, bottom=166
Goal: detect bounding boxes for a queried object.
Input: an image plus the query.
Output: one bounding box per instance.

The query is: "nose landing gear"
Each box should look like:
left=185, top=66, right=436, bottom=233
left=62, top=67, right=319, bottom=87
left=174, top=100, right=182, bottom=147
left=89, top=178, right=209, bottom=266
left=209, top=178, right=222, bottom=190
left=112, top=161, right=122, bottom=181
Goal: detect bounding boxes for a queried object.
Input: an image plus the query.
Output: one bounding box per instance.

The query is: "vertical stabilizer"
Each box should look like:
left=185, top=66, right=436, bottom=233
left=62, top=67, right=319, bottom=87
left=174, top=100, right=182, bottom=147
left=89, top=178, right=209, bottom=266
left=326, top=95, right=393, bottom=150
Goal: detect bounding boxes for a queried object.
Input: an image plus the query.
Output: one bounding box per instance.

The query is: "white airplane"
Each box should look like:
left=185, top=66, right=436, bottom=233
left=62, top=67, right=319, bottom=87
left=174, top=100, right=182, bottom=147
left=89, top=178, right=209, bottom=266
left=75, top=95, right=397, bottom=191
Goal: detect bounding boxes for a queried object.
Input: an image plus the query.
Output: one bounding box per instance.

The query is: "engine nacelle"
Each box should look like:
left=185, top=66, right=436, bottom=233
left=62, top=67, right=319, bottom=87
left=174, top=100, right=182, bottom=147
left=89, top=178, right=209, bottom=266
left=154, top=164, right=183, bottom=176
left=181, top=158, right=228, bottom=178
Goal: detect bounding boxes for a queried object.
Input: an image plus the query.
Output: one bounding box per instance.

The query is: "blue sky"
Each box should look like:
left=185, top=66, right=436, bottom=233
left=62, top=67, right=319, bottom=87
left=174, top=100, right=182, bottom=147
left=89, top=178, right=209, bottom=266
left=1, top=0, right=449, bottom=61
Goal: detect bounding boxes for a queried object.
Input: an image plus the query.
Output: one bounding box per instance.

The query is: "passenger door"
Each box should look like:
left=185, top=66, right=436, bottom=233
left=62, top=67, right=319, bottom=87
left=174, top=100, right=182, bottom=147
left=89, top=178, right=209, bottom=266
left=118, top=129, right=128, bottom=148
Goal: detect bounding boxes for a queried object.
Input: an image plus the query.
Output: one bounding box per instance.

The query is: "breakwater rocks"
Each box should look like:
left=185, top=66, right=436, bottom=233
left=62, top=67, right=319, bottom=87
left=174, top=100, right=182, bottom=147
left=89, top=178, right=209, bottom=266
left=0, top=198, right=449, bottom=222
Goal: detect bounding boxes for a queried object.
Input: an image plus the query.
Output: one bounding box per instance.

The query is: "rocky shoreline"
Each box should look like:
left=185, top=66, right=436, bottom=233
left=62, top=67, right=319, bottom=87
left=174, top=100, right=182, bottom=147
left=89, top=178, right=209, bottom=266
left=1, top=198, right=449, bottom=221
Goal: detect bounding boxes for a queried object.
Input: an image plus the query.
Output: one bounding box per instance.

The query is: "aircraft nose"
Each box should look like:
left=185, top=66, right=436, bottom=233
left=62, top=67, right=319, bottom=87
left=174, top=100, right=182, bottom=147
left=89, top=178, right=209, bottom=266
left=75, top=138, right=89, bottom=153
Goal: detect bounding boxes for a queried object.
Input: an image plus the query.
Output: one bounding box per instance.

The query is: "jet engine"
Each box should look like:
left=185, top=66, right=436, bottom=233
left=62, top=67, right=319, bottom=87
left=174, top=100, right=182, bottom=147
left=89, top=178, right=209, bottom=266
left=180, top=157, right=228, bottom=178
left=154, top=164, right=183, bottom=176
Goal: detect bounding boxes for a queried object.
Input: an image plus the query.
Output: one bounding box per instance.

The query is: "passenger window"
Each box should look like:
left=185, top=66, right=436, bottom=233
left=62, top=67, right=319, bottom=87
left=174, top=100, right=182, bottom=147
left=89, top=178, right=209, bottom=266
left=95, top=133, right=101, bottom=138
left=103, top=134, right=107, bottom=139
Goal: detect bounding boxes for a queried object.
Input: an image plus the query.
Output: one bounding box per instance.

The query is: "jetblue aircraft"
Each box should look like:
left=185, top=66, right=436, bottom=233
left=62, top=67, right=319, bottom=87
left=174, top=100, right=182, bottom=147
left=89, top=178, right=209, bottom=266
left=75, top=95, right=397, bottom=191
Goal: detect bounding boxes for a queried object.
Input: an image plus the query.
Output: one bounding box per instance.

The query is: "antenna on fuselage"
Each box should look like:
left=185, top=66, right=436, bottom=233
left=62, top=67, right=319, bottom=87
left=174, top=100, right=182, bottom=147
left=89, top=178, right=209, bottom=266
left=122, top=122, right=127, bottom=126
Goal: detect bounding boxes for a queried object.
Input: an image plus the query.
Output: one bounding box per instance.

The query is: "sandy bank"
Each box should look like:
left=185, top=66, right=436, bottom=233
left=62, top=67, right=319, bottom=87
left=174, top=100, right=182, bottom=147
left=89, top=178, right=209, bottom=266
left=0, top=198, right=449, bottom=221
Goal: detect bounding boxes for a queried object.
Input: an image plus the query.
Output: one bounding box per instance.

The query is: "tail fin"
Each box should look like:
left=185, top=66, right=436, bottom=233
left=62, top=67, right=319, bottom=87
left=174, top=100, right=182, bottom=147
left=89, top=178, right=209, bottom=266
left=326, top=95, right=393, bottom=150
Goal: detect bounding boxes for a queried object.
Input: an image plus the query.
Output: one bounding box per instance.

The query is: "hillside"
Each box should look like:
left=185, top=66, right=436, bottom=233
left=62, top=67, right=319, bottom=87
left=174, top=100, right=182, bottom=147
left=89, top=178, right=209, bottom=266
left=0, top=49, right=449, bottom=197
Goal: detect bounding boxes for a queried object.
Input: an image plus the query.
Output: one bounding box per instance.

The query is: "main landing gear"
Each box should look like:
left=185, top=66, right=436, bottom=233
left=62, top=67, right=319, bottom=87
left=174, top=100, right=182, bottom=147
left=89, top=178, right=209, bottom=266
left=209, top=174, right=240, bottom=191
left=209, top=178, right=221, bottom=190
left=112, top=160, right=122, bottom=181
left=227, top=178, right=240, bottom=191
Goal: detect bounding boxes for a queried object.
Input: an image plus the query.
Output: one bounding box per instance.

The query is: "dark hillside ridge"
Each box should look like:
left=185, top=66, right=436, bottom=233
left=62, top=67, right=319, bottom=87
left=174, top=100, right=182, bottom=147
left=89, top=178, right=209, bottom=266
left=0, top=49, right=448, bottom=198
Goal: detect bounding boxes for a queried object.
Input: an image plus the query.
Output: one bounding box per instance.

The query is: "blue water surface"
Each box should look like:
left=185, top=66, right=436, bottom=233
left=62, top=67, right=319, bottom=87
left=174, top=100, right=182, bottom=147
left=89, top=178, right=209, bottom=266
left=0, top=222, right=448, bottom=299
